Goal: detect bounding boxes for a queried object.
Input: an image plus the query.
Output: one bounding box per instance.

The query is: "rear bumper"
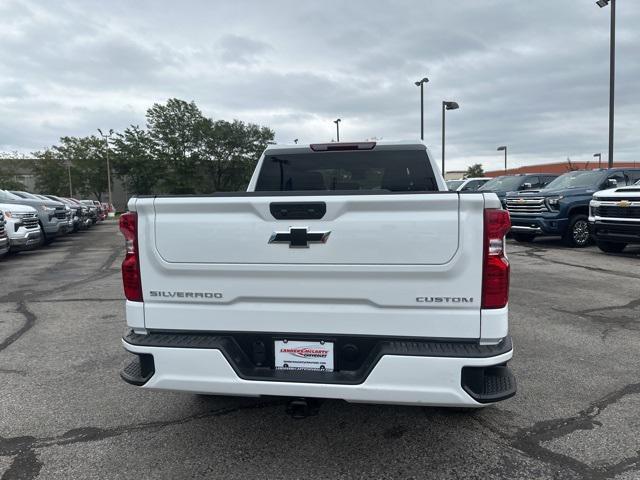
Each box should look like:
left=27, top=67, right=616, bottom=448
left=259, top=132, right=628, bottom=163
left=589, top=219, right=640, bottom=244
left=121, top=331, right=515, bottom=407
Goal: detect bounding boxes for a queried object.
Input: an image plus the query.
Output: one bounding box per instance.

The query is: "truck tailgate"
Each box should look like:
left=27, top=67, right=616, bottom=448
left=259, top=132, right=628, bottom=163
left=136, top=193, right=485, bottom=338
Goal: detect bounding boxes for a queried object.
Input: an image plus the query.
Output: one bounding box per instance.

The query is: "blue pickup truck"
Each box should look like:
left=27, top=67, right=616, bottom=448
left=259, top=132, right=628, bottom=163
left=506, top=168, right=640, bottom=247
left=479, top=174, right=558, bottom=208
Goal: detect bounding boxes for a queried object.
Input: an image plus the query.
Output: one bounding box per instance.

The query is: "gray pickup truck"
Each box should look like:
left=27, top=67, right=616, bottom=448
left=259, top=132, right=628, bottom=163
left=0, top=190, right=70, bottom=244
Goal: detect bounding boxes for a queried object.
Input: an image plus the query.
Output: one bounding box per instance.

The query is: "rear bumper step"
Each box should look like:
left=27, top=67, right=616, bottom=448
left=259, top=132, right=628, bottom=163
left=123, top=330, right=512, bottom=356
left=120, top=353, right=155, bottom=386
left=461, top=365, right=517, bottom=403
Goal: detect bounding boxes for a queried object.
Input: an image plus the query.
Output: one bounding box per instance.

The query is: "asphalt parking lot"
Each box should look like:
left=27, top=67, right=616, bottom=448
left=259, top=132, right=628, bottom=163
left=1, top=221, right=639, bottom=480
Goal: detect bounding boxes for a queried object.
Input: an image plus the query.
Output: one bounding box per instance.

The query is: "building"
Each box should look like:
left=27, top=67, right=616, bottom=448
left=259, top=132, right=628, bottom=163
left=444, top=170, right=466, bottom=180
left=484, top=161, right=639, bottom=178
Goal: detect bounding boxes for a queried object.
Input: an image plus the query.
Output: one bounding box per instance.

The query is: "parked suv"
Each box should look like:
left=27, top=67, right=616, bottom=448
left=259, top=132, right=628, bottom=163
left=0, top=202, right=42, bottom=251
left=589, top=179, right=640, bottom=253
left=479, top=174, right=558, bottom=207
left=1, top=190, right=69, bottom=243
left=507, top=168, right=640, bottom=247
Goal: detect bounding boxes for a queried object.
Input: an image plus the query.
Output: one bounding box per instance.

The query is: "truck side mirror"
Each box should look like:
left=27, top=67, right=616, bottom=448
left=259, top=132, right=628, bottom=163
left=521, top=182, right=532, bottom=190
left=607, top=178, right=618, bottom=188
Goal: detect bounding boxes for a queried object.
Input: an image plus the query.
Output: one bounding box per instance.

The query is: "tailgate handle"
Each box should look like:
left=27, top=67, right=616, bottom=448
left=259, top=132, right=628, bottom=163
left=270, top=202, right=326, bottom=220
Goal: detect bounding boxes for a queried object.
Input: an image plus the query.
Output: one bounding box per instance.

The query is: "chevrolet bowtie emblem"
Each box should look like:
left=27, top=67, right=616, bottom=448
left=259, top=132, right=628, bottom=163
left=617, top=200, right=631, bottom=207
left=269, top=227, right=331, bottom=248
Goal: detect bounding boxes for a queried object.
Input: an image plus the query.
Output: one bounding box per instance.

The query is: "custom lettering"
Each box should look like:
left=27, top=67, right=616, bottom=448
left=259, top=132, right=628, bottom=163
left=416, top=297, right=474, bottom=303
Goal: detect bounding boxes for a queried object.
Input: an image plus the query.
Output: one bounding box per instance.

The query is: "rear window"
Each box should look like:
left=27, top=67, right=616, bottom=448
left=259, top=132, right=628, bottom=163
left=479, top=176, right=524, bottom=192
left=255, top=150, right=437, bottom=192
left=544, top=171, right=605, bottom=190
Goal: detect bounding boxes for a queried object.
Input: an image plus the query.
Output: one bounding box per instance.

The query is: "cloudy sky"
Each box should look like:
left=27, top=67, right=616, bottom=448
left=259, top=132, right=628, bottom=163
left=1, top=0, right=638, bottom=172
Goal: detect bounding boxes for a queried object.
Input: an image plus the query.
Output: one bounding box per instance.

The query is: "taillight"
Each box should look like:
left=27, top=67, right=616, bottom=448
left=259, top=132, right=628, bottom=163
left=482, top=209, right=511, bottom=309
left=119, top=212, right=143, bottom=302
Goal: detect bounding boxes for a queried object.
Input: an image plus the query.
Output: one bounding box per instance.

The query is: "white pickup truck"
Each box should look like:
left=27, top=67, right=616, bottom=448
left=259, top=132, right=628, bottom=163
left=589, top=179, right=640, bottom=253
left=119, top=141, right=515, bottom=410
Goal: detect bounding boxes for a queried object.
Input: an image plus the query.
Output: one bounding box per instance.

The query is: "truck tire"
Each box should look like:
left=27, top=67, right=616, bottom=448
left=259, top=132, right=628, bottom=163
left=513, top=233, right=536, bottom=243
left=596, top=240, right=627, bottom=253
left=562, top=214, right=591, bottom=248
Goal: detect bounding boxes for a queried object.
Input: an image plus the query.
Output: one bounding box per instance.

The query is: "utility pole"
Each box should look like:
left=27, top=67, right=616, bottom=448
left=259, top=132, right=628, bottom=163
left=497, top=146, right=508, bottom=173
left=97, top=128, right=114, bottom=206
left=441, top=101, right=460, bottom=176
left=596, top=0, right=616, bottom=167
left=66, top=161, right=73, bottom=197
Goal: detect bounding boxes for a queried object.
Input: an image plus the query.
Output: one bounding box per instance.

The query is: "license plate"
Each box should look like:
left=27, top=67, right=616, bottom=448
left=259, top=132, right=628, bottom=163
left=274, top=340, right=334, bottom=372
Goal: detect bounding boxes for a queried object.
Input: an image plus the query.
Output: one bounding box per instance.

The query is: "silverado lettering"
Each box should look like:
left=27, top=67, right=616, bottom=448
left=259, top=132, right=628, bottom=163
left=149, top=291, right=223, bottom=299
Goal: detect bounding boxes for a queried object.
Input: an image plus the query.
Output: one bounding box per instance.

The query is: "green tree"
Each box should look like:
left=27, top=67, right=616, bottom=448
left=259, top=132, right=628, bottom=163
left=28, top=98, right=275, bottom=199
left=53, top=136, right=108, bottom=200
left=146, top=99, right=209, bottom=194
left=201, top=119, right=275, bottom=192
left=112, top=126, right=163, bottom=195
left=0, top=170, right=25, bottom=190
left=32, top=150, right=69, bottom=195
left=0, top=153, right=27, bottom=190
left=464, top=164, right=484, bottom=178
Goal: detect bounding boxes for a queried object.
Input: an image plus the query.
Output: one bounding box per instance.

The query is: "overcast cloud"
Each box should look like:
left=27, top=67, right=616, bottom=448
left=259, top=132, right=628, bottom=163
left=0, top=0, right=638, bottom=171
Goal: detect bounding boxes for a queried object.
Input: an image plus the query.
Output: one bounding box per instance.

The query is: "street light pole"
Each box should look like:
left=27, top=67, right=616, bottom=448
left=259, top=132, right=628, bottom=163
left=333, top=118, right=341, bottom=142
left=593, top=153, right=602, bottom=168
left=597, top=0, right=616, bottom=168
left=97, top=128, right=114, bottom=207
left=497, top=146, right=508, bottom=173
left=414, top=77, right=429, bottom=140
left=441, top=101, right=459, bottom=176
left=66, top=161, right=73, bottom=197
